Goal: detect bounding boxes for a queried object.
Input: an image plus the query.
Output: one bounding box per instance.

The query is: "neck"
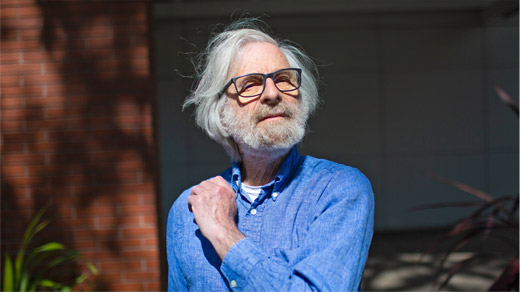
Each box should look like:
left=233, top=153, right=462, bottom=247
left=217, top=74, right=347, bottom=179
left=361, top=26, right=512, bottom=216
left=239, top=146, right=291, bottom=186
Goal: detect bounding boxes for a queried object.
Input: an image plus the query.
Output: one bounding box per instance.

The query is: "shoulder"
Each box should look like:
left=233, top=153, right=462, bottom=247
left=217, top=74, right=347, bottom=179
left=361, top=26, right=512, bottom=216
left=299, top=155, right=373, bottom=203
left=300, top=155, right=371, bottom=187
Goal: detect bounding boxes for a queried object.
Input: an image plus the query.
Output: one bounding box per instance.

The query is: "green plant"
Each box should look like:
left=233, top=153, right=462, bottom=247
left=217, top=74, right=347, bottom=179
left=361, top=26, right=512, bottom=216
left=416, top=86, right=519, bottom=291
left=2, top=204, right=98, bottom=292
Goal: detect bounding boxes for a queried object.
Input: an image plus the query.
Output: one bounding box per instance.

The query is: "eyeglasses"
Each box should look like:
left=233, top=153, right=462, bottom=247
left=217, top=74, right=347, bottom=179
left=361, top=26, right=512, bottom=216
left=218, top=68, right=302, bottom=98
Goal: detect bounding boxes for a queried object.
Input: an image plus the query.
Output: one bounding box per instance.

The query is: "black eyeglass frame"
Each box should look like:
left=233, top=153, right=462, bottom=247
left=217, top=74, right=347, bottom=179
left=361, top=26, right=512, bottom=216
left=217, top=68, right=302, bottom=98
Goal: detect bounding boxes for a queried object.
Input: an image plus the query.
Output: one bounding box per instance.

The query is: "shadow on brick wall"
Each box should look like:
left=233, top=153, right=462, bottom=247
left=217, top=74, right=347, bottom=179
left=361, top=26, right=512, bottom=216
left=1, top=1, right=162, bottom=290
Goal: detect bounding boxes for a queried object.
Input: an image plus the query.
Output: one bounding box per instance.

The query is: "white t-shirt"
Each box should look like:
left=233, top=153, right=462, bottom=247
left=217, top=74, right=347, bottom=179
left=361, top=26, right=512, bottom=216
left=240, top=183, right=263, bottom=203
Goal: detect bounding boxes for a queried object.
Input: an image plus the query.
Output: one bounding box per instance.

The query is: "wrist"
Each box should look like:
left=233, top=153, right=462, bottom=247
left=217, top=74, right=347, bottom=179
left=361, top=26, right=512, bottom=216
left=210, top=226, right=245, bottom=260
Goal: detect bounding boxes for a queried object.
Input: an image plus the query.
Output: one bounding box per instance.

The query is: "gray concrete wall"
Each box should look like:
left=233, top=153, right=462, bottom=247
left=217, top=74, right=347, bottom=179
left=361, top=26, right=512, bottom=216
left=154, top=11, right=518, bottom=231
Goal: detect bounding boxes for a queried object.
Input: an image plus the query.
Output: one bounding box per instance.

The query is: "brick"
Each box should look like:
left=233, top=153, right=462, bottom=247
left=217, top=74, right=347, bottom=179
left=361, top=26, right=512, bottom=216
left=77, top=205, right=118, bottom=218
left=24, top=119, right=68, bottom=131
left=2, top=108, right=45, bottom=120
left=1, top=97, right=23, bottom=109
left=17, top=6, right=42, bottom=18
left=124, top=271, right=159, bottom=281
left=46, top=107, right=86, bottom=119
left=143, top=238, right=158, bottom=248
left=0, top=0, right=34, bottom=7
left=0, top=41, right=41, bottom=51
left=94, top=171, right=139, bottom=184
left=0, top=7, right=17, bottom=18
left=47, top=153, right=90, bottom=164
left=121, top=226, right=157, bottom=238
left=0, top=17, right=43, bottom=29
left=0, top=143, right=26, bottom=154
left=19, top=28, right=41, bottom=41
left=2, top=176, right=41, bottom=186
left=67, top=25, right=113, bottom=38
left=1, top=154, right=46, bottom=165
left=1, top=165, right=25, bottom=177
left=1, top=75, right=21, bottom=86
left=25, top=96, right=66, bottom=108
left=142, top=215, right=157, bottom=226
left=71, top=240, right=97, bottom=250
left=2, top=131, right=46, bottom=143
left=1, top=52, right=20, bottom=63
left=1, top=85, right=42, bottom=97
left=0, top=63, right=41, bottom=75
left=99, top=260, right=143, bottom=272
left=1, top=119, right=24, bottom=131
left=27, top=164, right=84, bottom=176
left=23, top=73, right=62, bottom=85
left=109, top=283, right=143, bottom=291
left=146, top=282, right=161, bottom=291
left=48, top=174, right=87, bottom=186
left=22, top=51, right=49, bottom=62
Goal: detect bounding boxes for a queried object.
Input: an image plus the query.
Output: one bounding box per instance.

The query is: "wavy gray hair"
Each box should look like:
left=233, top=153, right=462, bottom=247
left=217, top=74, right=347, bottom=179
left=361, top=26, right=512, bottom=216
left=183, top=20, right=320, bottom=162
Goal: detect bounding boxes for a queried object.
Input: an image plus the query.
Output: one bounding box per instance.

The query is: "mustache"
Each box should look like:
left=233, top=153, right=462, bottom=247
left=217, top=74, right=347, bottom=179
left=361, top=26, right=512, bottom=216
left=253, top=102, right=297, bottom=122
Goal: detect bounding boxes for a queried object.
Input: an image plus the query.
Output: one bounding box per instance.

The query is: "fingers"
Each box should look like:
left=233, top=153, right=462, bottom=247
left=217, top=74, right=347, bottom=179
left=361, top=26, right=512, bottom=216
left=209, top=176, right=230, bottom=188
left=188, top=176, right=234, bottom=213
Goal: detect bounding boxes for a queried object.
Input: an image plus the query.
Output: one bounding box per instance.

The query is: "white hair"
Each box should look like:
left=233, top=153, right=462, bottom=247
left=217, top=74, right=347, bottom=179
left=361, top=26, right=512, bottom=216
left=183, top=19, right=320, bottom=162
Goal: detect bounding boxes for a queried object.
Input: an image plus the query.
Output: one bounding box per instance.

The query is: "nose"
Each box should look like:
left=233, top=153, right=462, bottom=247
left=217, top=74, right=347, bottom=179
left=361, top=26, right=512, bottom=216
left=260, top=77, right=282, bottom=105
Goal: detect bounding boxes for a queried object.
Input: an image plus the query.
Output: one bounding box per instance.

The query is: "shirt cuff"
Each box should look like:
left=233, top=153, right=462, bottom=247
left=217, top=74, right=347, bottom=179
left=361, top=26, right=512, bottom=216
left=220, top=237, right=264, bottom=290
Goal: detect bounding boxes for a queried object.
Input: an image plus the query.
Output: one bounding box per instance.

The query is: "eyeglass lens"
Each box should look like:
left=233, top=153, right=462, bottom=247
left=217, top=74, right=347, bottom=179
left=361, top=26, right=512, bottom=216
left=235, top=69, right=300, bottom=97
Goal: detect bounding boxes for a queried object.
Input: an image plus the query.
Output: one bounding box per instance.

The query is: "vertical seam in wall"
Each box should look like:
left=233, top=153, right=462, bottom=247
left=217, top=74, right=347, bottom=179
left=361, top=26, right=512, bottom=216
left=481, top=23, right=490, bottom=193
left=376, top=19, right=387, bottom=229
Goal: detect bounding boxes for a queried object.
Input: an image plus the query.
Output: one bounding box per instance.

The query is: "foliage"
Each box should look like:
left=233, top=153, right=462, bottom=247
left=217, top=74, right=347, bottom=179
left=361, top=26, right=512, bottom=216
left=416, top=86, right=519, bottom=291
left=2, top=204, right=98, bottom=292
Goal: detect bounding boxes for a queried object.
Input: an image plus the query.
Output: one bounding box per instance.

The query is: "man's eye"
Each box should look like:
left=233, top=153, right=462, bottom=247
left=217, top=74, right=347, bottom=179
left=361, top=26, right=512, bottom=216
left=240, top=78, right=262, bottom=90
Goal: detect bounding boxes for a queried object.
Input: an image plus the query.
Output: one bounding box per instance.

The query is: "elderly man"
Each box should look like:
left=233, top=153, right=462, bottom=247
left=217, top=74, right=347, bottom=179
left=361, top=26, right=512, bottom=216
left=167, top=20, right=374, bottom=291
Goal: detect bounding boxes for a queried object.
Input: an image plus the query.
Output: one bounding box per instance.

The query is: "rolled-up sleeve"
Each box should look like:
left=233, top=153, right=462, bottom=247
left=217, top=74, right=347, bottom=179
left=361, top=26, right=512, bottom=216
left=220, top=170, right=374, bottom=291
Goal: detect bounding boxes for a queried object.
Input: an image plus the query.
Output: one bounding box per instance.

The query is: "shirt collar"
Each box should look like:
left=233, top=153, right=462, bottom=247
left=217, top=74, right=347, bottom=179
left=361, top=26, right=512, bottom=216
left=230, top=146, right=301, bottom=195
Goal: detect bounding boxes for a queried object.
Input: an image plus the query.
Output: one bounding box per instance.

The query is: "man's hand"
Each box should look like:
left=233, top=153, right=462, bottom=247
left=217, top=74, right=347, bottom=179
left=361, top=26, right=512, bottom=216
left=188, top=176, right=245, bottom=259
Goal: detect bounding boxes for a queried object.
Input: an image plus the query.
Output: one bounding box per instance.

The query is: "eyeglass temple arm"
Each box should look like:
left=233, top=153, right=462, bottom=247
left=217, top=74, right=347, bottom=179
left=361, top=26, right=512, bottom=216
left=217, top=80, right=234, bottom=98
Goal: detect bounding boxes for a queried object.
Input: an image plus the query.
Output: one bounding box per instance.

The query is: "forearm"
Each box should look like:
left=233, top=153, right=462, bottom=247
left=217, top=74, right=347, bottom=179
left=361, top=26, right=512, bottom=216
left=207, top=224, right=246, bottom=260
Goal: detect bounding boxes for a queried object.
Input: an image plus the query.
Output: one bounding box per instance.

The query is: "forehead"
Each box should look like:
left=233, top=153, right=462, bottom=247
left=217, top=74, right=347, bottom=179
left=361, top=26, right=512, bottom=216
left=231, top=42, right=291, bottom=77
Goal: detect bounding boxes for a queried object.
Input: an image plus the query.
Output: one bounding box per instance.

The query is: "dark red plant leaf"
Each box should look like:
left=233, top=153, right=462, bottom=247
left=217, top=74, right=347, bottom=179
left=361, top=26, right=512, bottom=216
left=434, top=229, right=482, bottom=276
left=437, top=254, right=478, bottom=291
left=426, top=173, right=495, bottom=202
left=410, top=201, right=485, bottom=212
left=495, top=85, right=519, bottom=116
left=483, top=207, right=498, bottom=240
left=488, top=255, right=519, bottom=291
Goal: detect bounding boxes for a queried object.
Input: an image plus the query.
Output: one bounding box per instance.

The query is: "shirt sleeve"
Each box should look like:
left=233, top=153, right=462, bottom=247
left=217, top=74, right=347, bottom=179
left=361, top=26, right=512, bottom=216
left=167, top=191, right=189, bottom=291
left=220, top=169, right=374, bottom=292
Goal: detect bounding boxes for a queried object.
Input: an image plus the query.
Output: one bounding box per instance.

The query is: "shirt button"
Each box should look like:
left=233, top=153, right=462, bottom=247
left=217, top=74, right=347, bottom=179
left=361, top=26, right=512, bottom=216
left=250, top=209, right=257, bottom=215
left=230, top=280, right=237, bottom=288
left=272, top=192, right=279, bottom=198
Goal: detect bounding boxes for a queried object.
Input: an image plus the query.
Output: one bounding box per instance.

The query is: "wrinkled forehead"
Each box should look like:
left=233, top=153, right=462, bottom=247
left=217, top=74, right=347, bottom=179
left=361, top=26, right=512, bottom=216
left=228, top=41, right=291, bottom=78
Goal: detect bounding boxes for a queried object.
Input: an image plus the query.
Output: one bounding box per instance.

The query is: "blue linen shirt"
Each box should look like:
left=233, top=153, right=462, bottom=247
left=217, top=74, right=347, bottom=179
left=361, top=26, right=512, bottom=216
left=167, top=147, right=374, bottom=291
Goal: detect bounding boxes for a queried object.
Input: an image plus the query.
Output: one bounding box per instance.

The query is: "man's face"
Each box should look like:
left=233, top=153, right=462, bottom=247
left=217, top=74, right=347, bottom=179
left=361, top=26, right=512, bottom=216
left=221, top=42, right=308, bottom=152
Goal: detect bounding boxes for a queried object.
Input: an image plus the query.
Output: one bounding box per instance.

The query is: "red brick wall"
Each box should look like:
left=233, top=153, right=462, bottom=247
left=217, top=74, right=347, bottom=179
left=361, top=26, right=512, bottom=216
left=1, top=0, right=162, bottom=290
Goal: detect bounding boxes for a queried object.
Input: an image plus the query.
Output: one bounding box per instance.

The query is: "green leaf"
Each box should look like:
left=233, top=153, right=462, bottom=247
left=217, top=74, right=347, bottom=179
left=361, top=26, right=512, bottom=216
left=60, top=286, right=72, bottom=292
left=15, top=206, right=50, bottom=287
left=33, top=242, right=66, bottom=253
left=74, top=274, right=89, bottom=285
left=28, top=281, right=38, bottom=292
left=19, top=271, right=29, bottom=292
left=3, top=254, right=14, bottom=292
left=39, top=279, right=57, bottom=287
left=86, top=262, right=99, bottom=275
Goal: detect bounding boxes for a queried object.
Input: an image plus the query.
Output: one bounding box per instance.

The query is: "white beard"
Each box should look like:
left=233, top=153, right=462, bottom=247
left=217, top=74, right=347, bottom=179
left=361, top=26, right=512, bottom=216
left=221, top=99, right=308, bottom=157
